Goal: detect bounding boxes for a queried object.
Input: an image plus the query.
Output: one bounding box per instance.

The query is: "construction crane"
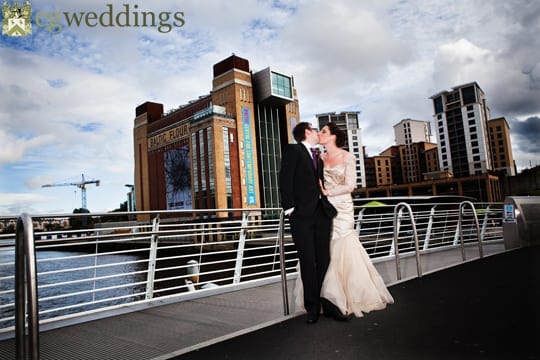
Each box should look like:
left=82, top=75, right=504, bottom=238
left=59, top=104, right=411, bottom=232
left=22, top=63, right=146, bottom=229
left=42, top=174, right=100, bottom=210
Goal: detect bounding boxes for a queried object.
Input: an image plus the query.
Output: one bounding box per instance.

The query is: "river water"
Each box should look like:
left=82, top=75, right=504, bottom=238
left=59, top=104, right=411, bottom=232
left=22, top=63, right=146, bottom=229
left=0, top=246, right=147, bottom=328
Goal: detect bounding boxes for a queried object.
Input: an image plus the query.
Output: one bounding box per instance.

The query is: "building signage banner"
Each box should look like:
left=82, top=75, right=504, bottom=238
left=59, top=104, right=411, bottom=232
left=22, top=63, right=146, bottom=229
left=242, top=106, right=256, bottom=205
left=148, top=123, right=189, bottom=151
left=164, top=146, right=192, bottom=210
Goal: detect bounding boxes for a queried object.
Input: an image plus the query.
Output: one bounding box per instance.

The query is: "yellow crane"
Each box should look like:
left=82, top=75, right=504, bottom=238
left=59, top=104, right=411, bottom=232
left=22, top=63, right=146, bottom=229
left=42, top=174, right=100, bottom=210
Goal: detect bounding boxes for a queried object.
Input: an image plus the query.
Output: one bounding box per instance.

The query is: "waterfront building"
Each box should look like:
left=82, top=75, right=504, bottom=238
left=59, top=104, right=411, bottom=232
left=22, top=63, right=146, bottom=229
left=397, top=142, right=439, bottom=184
left=315, top=111, right=366, bottom=188
left=364, top=153, right=393, bottom=188
left=133, top=55, right=300, bottom=215
left=430, top=82, right=493, bottom=177
left=488, top=117, right=516, bottom=176
left=393, top=118, right=432, bottom=145
left=394, top=119, right=434, bottom=183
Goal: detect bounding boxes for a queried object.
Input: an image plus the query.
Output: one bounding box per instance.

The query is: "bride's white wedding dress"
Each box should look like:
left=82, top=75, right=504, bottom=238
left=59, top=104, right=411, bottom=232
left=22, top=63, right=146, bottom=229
left=295, top=151, right=394, bottom=317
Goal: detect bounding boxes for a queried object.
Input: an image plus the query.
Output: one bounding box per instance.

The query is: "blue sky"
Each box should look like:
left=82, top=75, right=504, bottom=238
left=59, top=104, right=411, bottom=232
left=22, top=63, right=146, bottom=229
left=1, top=0, right=539, bottom=215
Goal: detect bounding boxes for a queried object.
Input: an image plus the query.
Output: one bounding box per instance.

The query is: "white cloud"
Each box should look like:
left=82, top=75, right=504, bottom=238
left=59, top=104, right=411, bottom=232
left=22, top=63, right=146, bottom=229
left=0, top=0, right=538, bottom=215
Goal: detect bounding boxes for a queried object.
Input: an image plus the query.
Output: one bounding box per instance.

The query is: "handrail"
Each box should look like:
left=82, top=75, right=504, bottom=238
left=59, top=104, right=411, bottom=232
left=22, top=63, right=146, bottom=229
left=278, top=209, right=290, bottom=315
left=458, top=201, right=483, bottom=261
left=392, top=202, right=422, bottom=280
left=15, top=213, right=40, bottom=360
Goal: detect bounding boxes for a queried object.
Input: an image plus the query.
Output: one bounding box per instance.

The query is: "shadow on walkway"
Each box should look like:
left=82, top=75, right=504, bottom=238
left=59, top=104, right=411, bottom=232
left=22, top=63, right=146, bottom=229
left=175, top=246, right=540, bottom=360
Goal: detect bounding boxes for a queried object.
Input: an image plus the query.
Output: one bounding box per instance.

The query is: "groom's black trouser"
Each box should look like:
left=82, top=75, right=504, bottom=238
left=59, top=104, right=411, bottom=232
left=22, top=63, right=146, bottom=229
left=289, top=204, right=332, bottom=316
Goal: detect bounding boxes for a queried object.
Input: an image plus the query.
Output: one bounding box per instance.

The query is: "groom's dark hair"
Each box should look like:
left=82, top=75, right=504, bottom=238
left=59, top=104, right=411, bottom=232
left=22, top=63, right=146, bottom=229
left=292, top=122, right=311, bottom=143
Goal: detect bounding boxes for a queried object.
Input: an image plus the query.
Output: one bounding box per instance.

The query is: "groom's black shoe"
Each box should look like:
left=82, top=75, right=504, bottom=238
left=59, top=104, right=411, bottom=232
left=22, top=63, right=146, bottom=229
left=306, top=311, right=319, bottom=324
left=321, top=298, right=350, bottom=321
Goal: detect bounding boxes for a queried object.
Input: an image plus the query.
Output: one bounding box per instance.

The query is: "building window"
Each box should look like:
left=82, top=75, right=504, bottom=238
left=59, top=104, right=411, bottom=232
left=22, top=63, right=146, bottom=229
left=271, top=72, right=292, bottom=98
left=461, top=85, right=476, bottom=104
left=434, top=97, right=443, bottom=113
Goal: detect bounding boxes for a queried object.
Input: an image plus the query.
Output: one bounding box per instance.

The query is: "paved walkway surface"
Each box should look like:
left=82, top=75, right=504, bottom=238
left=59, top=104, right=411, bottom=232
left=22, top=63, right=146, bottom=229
left=173, top=246, right=540, bottom=360
left=0, top=243, right=522, bottom=360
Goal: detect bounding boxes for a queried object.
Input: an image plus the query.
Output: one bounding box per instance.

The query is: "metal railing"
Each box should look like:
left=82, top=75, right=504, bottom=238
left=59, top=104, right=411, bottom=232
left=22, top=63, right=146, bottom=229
left=392, top=202, right=421, bottom=280
left=15, top=213, right=39, bottom=360
left=1, top=201, right=504, bottom=351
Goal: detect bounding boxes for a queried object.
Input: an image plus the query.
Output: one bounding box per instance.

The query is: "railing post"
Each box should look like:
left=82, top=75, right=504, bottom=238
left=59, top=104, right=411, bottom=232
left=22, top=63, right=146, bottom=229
left=233, top=211, right=249, bottom=284
left=354, top=208, right=365, bottom=235
left=389, top=207, right=403, bottom=256
left=145, top=214, right=160, bottom=300
left=278, top=209, right=290, bottom=315
left=423, top=205, right=437, bottom=251
left=458, top=201, right=483, bottom=261
left=393, top=203, right=422, bottom=280
left=480, top=205, right=490, bottom=243
left=15, top=213, right=40, bottom=360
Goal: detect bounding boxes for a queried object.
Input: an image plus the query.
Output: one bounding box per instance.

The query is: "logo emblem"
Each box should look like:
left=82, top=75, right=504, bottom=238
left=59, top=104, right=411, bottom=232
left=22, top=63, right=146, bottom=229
left=2, top=0, right=32, bottom=37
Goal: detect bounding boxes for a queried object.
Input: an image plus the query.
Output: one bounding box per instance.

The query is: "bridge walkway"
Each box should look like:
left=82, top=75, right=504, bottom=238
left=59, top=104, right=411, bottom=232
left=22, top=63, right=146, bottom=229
left=0, top=243, right=522, bottom=360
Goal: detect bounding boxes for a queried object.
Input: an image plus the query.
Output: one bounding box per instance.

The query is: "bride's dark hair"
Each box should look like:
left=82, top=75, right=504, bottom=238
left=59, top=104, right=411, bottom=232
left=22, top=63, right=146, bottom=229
left=325, top=122, right=346, bottom=148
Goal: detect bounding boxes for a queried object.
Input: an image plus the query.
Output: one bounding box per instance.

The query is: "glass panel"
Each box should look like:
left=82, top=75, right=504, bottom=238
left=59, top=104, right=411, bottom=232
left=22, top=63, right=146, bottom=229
left=271, top=72, right=292, bottom=98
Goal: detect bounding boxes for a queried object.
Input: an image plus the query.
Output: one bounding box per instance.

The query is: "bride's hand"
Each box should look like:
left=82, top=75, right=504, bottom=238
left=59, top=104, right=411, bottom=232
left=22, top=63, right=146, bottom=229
left=319, top=179, right=329, bottom=196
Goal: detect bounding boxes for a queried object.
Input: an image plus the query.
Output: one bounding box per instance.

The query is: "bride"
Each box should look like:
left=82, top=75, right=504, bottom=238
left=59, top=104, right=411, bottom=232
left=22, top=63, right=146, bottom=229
left=295, top=122, right=394, bottom=318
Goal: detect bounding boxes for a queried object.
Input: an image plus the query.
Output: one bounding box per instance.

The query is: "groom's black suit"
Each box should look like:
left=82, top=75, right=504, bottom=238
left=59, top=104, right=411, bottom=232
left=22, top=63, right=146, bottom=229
left=279, top=143, right=333, bottom=321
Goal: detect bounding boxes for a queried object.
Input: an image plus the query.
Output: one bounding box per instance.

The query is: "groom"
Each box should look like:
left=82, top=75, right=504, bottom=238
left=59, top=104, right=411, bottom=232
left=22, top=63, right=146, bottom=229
left=279, top=122, right=335, bottom=323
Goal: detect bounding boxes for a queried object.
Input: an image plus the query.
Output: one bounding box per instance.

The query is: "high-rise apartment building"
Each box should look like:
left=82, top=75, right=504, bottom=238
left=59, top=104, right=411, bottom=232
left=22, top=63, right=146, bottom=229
left=393, top=119, right=435, bottom=183
left=430, top=82, right=492, bottom=177
left=316, top=111, right=366, bottom=188
left=488, top=117, right=516, bottom=176
left=133, top=55, right=300, bottom=215
left=393, top=118, right=432, bottom=145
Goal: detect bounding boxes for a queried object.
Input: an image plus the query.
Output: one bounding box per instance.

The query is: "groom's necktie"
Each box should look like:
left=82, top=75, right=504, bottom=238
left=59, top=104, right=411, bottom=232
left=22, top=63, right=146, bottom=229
left=310, top=147, right=318, bottom=170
